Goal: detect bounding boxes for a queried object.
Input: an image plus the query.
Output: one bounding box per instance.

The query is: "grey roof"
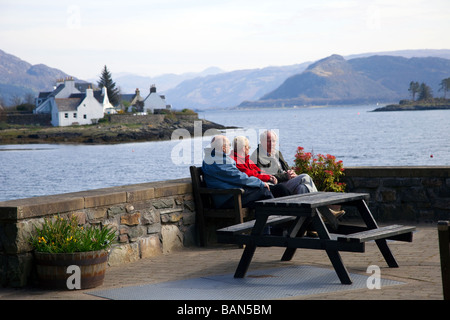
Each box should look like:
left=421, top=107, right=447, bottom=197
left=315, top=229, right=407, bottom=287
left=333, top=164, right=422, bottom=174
left=38, top=91, right=52, bottom=99
left=93, top=91, right=104, bottom=104
left=54, top=98, right=82, bottom=111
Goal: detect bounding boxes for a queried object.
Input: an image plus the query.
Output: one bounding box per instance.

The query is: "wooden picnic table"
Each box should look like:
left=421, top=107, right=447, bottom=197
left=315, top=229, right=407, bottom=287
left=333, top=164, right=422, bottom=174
left=217, top=192, right=415, bottom=285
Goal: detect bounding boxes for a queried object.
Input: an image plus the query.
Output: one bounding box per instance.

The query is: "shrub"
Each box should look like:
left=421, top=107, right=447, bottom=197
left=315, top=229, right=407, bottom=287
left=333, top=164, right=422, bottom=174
left=29, top=215, right=116, bottom=253
left=293, top=146, right=346, bottom=192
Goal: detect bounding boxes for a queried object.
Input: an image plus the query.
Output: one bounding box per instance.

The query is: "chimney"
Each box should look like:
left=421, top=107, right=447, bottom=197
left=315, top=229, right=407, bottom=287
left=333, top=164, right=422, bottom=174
left=86, top=86, right=94, bottom=97
left=150, top=84, right=156, bottom=93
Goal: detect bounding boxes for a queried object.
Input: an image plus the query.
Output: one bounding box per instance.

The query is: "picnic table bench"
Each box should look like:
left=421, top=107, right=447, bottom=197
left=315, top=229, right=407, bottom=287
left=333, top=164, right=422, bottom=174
left=217, top=192, right=416, bottom=284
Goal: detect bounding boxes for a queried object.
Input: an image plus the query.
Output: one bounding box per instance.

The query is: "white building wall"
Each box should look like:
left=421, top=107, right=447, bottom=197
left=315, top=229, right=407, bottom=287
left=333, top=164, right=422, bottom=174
left=51, top=89, right=104, bottom=127
left=51, top=100, right=60, bottom=126
left=78, top=89, right=104, bottom=125
left=143, top=93, right=166, bottom=114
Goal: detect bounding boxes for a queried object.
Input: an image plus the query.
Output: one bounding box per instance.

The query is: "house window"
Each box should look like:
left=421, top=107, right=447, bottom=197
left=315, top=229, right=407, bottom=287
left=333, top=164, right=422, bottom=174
left=64, top=113, right=69, bottom=118
left=73, top=113, right=77, bottom=118
left=83, top=114, right=87, bottom=119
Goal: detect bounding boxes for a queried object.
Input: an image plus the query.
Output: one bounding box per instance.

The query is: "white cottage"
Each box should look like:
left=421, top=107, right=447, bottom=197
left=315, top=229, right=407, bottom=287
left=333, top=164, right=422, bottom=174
left=50, top=88, right=104, bottom=126
left=35, top=78, right=111, bottom=126
left=142, top=85, right=170, bottom=114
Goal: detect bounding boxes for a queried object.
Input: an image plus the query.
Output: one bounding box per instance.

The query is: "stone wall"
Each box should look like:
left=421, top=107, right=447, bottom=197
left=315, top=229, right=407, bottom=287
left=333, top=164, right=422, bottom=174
left=1, top=166, right=449, bottom=287
left=107, top=114, right=165, bottom=125
left=6, top=114, right=51, bottom=126
left=0, top=178, right=194, bottom=287
left=107, top=113, right=198, bottom=125
left=343, top=166, right=450, bottom=222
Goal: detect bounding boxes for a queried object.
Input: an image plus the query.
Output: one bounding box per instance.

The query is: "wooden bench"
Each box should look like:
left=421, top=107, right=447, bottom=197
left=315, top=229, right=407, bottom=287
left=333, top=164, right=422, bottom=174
left=217, top=215, right=296, bottom=243
left=336, top=224, right=415, bottom=243
left=189, top=166, right=252, bottom=246
left=438, top=220, right=450, bottom=300
left=216, top=192, right=416, bottom=283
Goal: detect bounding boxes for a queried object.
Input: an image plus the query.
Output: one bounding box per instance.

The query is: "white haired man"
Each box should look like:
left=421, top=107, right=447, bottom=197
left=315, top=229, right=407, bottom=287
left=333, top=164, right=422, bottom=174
left=251, top=130, right=318, bottom=194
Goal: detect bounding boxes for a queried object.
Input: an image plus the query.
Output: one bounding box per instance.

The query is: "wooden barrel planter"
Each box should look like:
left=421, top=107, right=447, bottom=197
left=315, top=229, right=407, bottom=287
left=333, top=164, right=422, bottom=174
left=34, top=250, right=108, bottom=290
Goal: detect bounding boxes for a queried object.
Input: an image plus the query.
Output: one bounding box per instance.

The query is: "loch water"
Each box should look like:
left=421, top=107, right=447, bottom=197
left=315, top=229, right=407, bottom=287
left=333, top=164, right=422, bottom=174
left=1, top=105, right=449, bottom=201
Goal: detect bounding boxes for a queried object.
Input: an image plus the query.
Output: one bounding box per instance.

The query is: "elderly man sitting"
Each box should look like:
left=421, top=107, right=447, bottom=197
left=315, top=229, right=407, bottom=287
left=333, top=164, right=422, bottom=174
left=251, top=130, right=318, bottom=195
left=250, top=130, right=345, bottom=227
left=202, top=135, right=273, bottom=209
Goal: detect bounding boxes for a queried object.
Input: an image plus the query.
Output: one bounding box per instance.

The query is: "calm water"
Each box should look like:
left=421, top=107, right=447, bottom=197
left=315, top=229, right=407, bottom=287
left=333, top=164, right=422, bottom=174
left=1, top=105, right=449, bottom=201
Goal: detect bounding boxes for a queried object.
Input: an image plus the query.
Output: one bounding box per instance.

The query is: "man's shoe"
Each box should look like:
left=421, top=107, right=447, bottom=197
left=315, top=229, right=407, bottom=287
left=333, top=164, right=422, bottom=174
left=329, top=209, right=346, bottom=219
left=306, top=230, right=318, bottom=237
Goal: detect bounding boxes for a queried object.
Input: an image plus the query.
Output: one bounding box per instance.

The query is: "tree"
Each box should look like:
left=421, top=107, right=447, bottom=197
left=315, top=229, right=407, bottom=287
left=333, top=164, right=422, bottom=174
left=439, top=77, right=450, bottom=99
left=418, top=82, right=433, bottom=101
left=408, top=81, right=420, bottom=101
left=97, top=65, right=120, bottom=106
left=11, top=94, right=23, bottom=106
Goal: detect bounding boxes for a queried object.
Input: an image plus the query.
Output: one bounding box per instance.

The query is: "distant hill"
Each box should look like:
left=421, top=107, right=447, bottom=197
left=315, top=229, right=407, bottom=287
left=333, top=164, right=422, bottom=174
left=2, top=48, right=450, bottom=109
left=112, top=67, right=224, bottom=94
left=348, top=55, right=450, bottom=96
left=238, top=54, right=450, bottom=108
left=0, top=49, right=71, bottom=106
left=164, top=63, right=311, bottom=110
left=345, top=49, right=450, bottom=60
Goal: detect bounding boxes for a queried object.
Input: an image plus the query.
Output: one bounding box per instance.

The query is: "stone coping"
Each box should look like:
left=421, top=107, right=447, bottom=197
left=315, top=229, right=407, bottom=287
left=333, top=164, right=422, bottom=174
left=0, top=178, right=191, bottom=221
left=345, top=166, right=450, bottom=178
left=1, top=166, right=449, bottom=221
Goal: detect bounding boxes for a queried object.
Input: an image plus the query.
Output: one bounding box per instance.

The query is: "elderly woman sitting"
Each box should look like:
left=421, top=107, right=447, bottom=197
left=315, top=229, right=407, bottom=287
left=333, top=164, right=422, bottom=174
left=231, top=136, right=291, bottom=198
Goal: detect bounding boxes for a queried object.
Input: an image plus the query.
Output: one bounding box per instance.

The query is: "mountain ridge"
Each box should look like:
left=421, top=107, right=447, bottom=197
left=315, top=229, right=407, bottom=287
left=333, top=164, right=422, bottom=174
left=0, top=49, right=71, bottom=105
left=238, top=53, right=450, bottom=108
left=1, top=48, right=450, bottom=109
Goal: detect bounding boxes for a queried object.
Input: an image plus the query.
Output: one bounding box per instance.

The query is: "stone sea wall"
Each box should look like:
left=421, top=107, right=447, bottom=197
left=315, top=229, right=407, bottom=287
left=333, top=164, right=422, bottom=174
left=343, top=166, right=450, bottom=222
left=0, top=178, right=194, bottom=287
left=0, top=166, right=449, bottom=287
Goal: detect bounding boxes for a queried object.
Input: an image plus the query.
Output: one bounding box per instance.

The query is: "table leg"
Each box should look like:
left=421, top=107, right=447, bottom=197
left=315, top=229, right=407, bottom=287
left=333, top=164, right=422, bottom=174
left=281, top=216, right=308, bottom=261
left=355, top=200, right=399, bottom=268
left=234, top=215, right=268, bottom=278
left=375, top=239, right=399, bottom=267
left=326, top=250, right=353, bottom=285
left=234, top=244, right=257, bottom=278
left=312, top=211, right=353, bottom=284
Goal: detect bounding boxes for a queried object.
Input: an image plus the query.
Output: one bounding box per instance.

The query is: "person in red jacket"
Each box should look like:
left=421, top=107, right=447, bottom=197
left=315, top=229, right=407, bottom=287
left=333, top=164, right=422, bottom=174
left=231, top=136, right=291, bottom=198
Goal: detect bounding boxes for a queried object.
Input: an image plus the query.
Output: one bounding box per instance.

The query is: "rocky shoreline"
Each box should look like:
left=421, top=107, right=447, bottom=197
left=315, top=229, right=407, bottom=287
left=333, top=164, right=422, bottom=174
left=0, top=118, right=235, bottom=145
left=372, top=103, right=450, bottom=112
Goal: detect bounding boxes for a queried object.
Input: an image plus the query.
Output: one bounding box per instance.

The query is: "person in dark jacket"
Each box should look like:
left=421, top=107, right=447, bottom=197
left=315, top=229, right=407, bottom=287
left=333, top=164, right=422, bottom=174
left=250, top=130, right=318, bottom=194
left=202, top=135, right=273, bottom=209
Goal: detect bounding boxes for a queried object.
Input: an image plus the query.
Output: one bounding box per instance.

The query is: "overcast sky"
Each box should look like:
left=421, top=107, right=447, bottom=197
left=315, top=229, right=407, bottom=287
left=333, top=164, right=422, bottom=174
left=1, top=0, right=449, bottom=80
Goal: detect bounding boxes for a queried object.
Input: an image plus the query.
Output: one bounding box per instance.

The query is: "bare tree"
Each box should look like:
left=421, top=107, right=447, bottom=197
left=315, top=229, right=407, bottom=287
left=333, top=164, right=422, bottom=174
left=408, top=81, right=420, bottom=101
left=439, top=77, right=450, bottom=99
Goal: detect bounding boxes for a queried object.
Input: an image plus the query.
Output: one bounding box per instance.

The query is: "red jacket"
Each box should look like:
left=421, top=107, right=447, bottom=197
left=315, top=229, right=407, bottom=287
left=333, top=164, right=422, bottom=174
left=231, top=151, right=271, bottom=182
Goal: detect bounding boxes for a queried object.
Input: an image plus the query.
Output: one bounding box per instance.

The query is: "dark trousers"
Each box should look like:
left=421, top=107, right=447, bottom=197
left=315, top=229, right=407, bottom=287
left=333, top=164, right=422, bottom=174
left=218, top=187, right=274, bottom=209
left=269, top=183, right=292, bottom=198
left=241, top=187, right=273, bottom=208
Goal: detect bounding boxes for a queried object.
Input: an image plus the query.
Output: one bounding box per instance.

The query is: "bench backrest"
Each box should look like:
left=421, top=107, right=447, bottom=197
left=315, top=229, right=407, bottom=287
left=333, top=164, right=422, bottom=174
left=189, top=166, right=215, bottom=209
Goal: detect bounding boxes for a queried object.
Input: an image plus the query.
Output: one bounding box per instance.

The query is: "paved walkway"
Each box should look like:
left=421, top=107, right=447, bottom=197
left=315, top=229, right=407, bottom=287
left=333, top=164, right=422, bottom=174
left=0, top=223, right=444, bottom=300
